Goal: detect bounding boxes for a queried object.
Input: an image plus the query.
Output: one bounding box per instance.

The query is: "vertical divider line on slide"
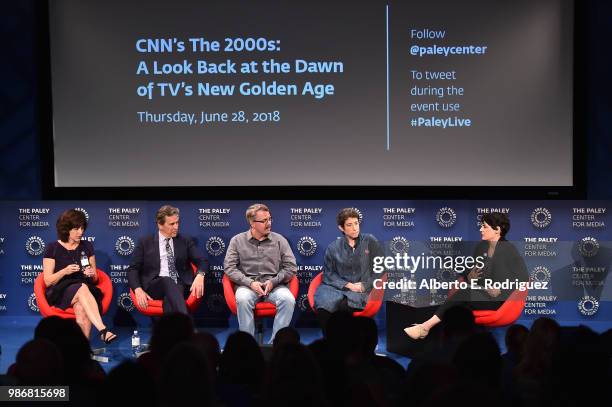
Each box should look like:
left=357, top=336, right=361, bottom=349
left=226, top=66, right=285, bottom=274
left=386, top=4, right=390, bottom=151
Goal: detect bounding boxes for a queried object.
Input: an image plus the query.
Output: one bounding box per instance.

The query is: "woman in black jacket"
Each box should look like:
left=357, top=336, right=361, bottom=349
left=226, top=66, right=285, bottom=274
left=404, top=212, right=528, bottom=340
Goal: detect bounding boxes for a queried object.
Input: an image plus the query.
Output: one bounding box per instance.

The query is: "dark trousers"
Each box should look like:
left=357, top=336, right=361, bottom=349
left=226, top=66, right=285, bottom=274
left=316, top=297, right=359, bottom=332
left=435, top=288, right=502, bottom=319
left=146, top=276, right=189, bottom=315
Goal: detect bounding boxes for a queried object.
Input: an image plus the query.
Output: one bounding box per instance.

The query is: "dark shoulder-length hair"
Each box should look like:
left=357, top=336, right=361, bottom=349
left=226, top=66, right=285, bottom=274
left=56, top=209, right=87, bottom=242
left=481, top=212, right=510, bottom=240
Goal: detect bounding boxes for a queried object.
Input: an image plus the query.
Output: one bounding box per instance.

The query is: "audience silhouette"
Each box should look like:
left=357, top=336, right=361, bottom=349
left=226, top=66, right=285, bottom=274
left=4, top=313, right=610, bottom=407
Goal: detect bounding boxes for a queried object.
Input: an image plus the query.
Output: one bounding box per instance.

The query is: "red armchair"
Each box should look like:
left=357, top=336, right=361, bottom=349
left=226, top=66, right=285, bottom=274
left=447, top=276, right=528, bottom=327
left=130, top=264, right=203, bottom=316
left=34, top=268, right=113, bottom=318
left=222, top=274, right=299, bottom=342
left=307, top=272, right=387, bottom=317
left=471, top=288, right=528, bottom=327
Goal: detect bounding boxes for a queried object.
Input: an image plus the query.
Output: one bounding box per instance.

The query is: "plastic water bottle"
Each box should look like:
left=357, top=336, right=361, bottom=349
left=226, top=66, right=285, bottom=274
left=80, top=251, right=90, bottom=270
left=131, top=330, right=140, bottom=356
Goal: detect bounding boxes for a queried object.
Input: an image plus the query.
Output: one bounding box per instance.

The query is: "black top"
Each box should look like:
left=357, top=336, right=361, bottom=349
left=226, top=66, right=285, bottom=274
left=44, top=240, right=94, bottom=277
left=43, top=240, right=99, bottom=306
left=472, top=240, right=529, bottom=301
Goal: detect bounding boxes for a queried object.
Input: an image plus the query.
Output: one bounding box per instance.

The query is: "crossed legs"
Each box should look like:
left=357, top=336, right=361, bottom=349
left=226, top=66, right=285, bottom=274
left=404, top=315, right=441, bottom=340
left=71, top=283, right=114, bottom=341
left=404, top=288, right=501, bottom=339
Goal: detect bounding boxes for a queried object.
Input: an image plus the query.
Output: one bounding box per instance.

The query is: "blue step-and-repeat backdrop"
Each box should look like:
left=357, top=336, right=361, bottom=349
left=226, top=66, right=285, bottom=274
left=0, top=200, right=610, bottom=329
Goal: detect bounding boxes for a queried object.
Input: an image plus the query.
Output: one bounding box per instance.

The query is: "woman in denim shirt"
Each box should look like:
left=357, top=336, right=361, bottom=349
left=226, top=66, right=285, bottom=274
left=314, top=208, right=384, bottom=330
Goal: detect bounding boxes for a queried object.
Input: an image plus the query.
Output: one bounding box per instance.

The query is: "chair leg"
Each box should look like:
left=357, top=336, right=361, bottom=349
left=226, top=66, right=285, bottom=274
left=255, top=318, right=264, bottom=345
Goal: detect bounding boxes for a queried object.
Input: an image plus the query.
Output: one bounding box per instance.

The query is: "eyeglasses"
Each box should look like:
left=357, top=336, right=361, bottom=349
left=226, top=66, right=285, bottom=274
left=252, top=217, right=273, bottom=224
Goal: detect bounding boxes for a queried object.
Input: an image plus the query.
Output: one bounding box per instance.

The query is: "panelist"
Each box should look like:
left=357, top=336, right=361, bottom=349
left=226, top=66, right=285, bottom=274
left=127, top=205, right=207, bottom=314
left=224, top=203, right=297, bottom=341
left=313, top=208, right=384, bottom=330
left=404, top=212, right=528, bottom=339
left=43, top=209, right=116, bottom=343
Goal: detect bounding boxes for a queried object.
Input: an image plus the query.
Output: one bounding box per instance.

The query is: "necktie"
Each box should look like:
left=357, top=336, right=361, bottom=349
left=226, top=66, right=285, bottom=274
left=165, top=238, right=178, bottom=284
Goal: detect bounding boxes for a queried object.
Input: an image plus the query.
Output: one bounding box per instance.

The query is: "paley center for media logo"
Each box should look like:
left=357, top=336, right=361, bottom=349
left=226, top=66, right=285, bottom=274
left=578, top=295, right=599, bottom=316
left=389, top=236, right=410, bottom=255
left=530, top=265, right=551, bottom=283
left=206, top=236, right=226, bottom=257
left=25, top=236, right=45, bottom=256
left=117, top=292, right=135, bottom=312
left=531, top=207, right=552, bottom=228
left=578, top=237, right=599, bottom=258
left=436, top=207, right=456, bottom=228
left=296, top=236, right=317, bottom=257
left=115, top=236, right=136, bottom=256
left=28, top=293, right=39, bottom=313
left=350, top=207, right=364, bottom=223
left=74, top=207, right=90, bottom=222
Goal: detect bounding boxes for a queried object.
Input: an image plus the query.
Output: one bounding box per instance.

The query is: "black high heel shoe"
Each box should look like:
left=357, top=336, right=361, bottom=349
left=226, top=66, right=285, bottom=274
left=100, top=328, right=117, bottom=344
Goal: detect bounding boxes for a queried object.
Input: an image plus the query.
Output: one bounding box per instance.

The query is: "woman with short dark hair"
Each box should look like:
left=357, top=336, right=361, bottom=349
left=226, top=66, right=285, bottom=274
left=42, top=209, right=116, bottom=343
left=405, top=212, right=528, bottom=340
left=313, top=208, right=384, bottom=331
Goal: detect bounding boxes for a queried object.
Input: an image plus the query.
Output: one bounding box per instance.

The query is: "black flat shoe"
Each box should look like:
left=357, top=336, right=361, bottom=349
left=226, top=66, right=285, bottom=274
left=99, top=328, right=117, bottom=344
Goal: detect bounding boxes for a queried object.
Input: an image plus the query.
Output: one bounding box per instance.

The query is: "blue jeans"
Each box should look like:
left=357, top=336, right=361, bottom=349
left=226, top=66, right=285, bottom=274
left=235, top=285, right=295, bottom=342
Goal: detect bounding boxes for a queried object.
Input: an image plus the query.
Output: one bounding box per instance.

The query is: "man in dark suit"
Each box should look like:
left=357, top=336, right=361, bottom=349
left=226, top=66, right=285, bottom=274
left=127, top=205, right=207, bottom=314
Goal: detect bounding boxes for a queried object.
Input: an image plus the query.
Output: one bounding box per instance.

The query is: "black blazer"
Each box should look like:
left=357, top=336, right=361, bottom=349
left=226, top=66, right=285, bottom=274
left=474, top=240, right=529, bottom=301
left=127, top=233, right=207, bottom=291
